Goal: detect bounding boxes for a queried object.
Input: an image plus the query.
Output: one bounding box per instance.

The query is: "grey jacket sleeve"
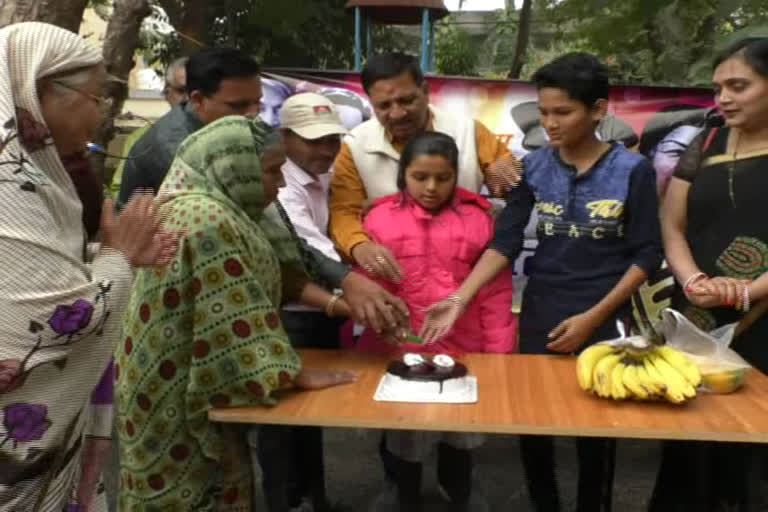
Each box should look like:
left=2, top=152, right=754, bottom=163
left=117, top=137, right=168, bottom=208
left=117, top=152, right=142, bottom=209
left=304, top=243, right=350, bottom=289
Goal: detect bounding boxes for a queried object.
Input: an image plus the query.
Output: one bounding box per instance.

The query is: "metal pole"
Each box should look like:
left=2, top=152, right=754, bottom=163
left=354, top=7, right=362, bottom=71
left=429, top=18, right=436, bottom=72
left=366, top=13, right=373, bottom=58
left=420, top=8, right=430, bottom=72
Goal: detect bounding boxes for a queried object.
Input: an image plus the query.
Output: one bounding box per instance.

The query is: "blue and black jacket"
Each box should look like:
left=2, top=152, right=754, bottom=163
left=491, top=143, right=663, bottom=346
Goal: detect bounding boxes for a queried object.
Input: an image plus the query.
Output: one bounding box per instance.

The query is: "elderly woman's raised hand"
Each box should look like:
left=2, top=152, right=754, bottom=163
left=100, top=193, right=180, bottom=267
left=293, top=368, right=359, bottom=390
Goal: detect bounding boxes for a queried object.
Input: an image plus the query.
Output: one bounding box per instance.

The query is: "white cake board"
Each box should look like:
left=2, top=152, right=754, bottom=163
left=373, top=373, right=478, bottom=403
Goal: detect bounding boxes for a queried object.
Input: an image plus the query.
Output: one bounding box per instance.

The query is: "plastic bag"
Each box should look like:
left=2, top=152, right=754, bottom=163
left=659, top=308, right=751, bottom=393
left=593, top=319, right=653, bottom=350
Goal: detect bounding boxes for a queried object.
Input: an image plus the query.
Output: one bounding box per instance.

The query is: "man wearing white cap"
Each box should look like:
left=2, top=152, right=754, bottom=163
left=256, top=93, right=349, bottom=512
left=278, top=92, right=348, bottom=269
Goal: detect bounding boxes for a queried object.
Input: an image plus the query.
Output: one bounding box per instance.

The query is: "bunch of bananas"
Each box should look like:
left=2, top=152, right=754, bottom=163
left=576, top=343, right=701, bottom=404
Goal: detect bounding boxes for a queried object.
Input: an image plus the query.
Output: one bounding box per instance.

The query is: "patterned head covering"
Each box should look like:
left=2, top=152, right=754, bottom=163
left=117, top=116, right=303, bottom=509
left=161, top=116, right=271, bottom=219
left=0, top=22, right=107, bottom=239
left=0, top=22, right=102, bottom=191
left=159, top=115, right=305, bottom=270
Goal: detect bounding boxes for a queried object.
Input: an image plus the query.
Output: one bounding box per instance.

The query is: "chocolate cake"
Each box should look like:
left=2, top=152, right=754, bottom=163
left=386, top=359, right=468, bottom=393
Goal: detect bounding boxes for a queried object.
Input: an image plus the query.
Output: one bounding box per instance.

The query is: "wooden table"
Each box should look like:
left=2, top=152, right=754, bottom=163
left=210, top=349, right=768, bottom=443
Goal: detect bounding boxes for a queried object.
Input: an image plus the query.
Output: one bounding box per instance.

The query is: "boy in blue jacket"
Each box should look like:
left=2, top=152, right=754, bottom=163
left=421, top=53, right=663, bottom=511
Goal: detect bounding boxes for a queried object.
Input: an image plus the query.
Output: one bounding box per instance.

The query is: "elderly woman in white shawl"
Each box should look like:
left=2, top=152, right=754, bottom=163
left=0, top=22, right=178, bottom=511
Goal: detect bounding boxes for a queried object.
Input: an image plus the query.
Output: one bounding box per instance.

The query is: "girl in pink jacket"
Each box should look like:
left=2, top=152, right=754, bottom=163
left=356, top=132, right=517, bottom=511
left=357, top=133, right=518, bottom=354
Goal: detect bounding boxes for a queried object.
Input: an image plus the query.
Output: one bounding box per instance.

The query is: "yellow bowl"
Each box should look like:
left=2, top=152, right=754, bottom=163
left=699, top=366, right=749, bottom=394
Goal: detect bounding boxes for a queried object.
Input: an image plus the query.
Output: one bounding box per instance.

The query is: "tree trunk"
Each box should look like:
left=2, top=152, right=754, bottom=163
left=89, top=0, right=151, bottom=181
left=0, top=0, right=88, bottom=32
left=508, top=0, right=533, bottom=79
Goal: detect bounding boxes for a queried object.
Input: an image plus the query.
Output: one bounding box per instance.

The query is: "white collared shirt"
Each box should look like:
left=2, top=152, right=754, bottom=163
left=278, top=158, right=341, bottom=312
left=278, top=158, right=340, bottom=262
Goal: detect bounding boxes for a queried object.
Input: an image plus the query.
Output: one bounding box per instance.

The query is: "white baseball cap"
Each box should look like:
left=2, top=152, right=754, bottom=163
left=279, top=93, right=347, bottom=140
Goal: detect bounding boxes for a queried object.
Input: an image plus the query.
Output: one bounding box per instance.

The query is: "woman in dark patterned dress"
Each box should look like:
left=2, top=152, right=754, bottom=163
left=652, top=37, right=768, bottom=511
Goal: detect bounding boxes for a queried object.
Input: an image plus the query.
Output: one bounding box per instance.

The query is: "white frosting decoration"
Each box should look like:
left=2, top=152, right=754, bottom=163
left=403, top=353, right=426, bottom=367
left=433, top=354, right=455, bottom=369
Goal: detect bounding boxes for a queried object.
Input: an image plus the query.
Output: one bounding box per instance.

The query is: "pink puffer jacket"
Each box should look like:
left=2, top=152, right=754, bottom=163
left=356, top=188, right=518, bottom=354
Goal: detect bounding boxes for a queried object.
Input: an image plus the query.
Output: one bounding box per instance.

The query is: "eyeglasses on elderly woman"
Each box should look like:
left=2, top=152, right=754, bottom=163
left=52, top=80, right=114, bottom=112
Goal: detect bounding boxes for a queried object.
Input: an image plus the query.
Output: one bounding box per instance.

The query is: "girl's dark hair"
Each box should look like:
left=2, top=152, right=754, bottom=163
left=531, top=52, right=610, bottom=107
left=396, top=132, right=459, bottom=190
left=713, top=37, right=768, bottom=77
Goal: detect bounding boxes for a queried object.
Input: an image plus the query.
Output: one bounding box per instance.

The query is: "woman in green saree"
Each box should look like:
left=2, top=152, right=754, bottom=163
left=115, top=116, right=356, bottom=511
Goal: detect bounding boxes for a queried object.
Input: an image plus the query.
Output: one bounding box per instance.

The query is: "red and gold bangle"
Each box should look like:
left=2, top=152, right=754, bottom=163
left=742, top=284, right=751, bottom=312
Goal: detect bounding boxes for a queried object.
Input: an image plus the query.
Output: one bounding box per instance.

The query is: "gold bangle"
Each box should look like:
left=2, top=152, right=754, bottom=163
left=446, top=294, right=466, bottom=308
left=325, top=294, right=341, bottom=317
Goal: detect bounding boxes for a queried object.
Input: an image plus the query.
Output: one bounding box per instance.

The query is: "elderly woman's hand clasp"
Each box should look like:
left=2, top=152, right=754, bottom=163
left=100, top=193, right=180, bottom=267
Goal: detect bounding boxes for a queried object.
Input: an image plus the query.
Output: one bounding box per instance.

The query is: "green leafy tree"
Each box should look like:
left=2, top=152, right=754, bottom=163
left=146, top=0, right=411, bottom=70
left=482, top=6, right=518, bottom=76
left=435, top=17, right=479, bottom=76
left=535, top=0, right=768, bottom=85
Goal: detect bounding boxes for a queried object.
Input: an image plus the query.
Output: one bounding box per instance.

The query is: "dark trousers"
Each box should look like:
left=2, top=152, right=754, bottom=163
left=382, top=440, right=473, bottom=512
left=256, top=311, right=343, bottom=512
left=518, top=286, right=621, bottom=512
left=649, top=441, right=761, bottom=512
left=520, top=435, right=615, bottom=512
left=257, top=425, right=328, bottom=511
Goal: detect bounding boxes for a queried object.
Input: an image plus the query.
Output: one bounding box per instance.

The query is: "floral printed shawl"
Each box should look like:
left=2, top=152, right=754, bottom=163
left=0, top=23, right=134, bottom=511
left=116, top=116, right=302, bottom=511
